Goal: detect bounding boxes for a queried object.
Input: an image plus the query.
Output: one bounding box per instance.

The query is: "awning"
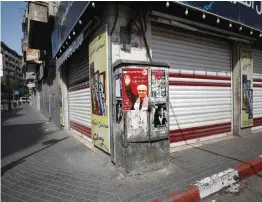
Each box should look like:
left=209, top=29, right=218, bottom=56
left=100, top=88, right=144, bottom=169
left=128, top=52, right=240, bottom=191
left=56, top=32, right=84, bottom=68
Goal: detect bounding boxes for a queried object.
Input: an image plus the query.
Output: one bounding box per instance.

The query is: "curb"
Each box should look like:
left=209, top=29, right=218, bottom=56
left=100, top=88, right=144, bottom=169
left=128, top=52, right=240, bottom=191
left=153, top=155, right=262, bottom=202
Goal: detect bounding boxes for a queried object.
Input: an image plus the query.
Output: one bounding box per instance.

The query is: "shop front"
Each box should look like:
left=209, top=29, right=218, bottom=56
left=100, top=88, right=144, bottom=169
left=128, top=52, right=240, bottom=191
left=151, top=23, right=232, bottom=146
left=252, top=49, right=262, bottom=130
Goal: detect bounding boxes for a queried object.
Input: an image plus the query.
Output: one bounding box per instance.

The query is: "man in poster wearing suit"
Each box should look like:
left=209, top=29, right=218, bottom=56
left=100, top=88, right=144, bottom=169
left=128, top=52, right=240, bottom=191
left=124, top=75, right=148, bottom=110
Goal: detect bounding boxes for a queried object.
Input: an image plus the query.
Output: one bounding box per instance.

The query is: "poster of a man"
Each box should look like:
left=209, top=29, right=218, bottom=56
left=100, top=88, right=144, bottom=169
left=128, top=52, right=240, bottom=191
left=154, top=104, right=167, bottom=128
left=122, top=68, right=149, bottom=111
left=116, top=100, right=123, bottom=123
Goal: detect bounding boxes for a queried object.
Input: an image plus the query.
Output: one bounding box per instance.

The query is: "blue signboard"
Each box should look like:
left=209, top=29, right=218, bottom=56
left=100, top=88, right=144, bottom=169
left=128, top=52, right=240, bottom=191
left=52, top=1, right=89, bottom=57
left=13, top=90, right=19, bottom=95
left=178, top=1, right=262, bottom=31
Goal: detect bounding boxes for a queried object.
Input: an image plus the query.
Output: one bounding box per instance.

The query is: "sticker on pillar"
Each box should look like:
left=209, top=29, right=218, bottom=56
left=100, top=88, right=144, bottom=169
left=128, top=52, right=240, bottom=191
left=151, top=69, right=166, bottom=100
left=115, top=74, right=122, bottom=98
left=116, top=100, right=123, bottom=123
left=152, top=103, right=168, bottom=129
left=122, top=68, right=149, bottom=111
left=240, top=48, right=253, bottom=128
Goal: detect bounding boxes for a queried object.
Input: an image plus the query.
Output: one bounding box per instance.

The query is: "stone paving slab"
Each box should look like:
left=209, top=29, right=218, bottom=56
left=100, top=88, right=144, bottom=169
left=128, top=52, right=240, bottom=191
left=1, top=105, right=262, bottom=202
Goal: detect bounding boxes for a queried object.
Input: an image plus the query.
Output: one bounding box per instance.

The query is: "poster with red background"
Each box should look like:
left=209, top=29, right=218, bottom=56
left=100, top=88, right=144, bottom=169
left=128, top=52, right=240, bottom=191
left=122, top=68, right=149, bottom=111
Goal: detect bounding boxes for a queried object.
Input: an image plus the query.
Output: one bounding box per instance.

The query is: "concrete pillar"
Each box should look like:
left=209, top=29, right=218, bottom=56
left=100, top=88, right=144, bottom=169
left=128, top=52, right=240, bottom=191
left=61, top=65, right=69, bottom=130
left=232, top=42, right=253, bottom=136
left=101, top=3, right=169, bottom=176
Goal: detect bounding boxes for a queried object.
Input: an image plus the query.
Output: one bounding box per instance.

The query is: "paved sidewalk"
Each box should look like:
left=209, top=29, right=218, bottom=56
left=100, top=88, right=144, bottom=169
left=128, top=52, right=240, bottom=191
left=1, top=105, right=262, bottom=202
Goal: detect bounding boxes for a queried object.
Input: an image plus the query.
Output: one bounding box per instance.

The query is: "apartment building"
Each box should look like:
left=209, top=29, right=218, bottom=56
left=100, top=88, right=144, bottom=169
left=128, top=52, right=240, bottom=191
left=1, top=41, right=23, bottom=84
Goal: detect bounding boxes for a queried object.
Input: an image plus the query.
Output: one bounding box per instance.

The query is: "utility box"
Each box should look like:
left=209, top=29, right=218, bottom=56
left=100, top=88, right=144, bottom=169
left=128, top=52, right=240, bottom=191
left=112, top=60, right=170, bottom=176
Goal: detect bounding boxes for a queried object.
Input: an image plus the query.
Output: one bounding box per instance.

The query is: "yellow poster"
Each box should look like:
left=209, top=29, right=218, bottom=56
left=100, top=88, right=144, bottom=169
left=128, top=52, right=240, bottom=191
left=240, top=48, right=253, bottom=128
left=89, top=29, right=110, bottom=153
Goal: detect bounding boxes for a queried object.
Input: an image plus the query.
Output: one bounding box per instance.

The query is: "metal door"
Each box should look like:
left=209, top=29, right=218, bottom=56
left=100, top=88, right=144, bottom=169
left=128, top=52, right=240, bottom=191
left=253, top=49, right=262, bottom=129
left=67, top=40, right=91, bottom=138
left=152, top=23, right=232, bottom=146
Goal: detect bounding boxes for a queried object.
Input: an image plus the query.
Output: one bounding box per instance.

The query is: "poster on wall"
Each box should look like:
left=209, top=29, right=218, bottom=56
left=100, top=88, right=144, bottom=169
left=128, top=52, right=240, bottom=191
left=241, top=48, right=253, bottom=128
left=89, top=27, right=110, bottom=153
left=116, top=100, right=123, bottom=123
left=122, top=68, right=149, bottom=111
left=151, top=69, right=167, bottom=101
left=152, top=103, right=168, bottom=129
left=115, top=74, right=122, bottom=98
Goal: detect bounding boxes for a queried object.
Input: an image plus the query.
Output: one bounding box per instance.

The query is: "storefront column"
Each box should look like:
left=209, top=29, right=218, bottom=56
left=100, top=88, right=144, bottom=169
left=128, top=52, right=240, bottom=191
left=232, top=42, right=253, bottom=136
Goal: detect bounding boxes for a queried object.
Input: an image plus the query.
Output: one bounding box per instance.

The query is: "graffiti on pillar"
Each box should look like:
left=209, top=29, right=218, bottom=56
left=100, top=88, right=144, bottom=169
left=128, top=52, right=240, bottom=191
left=241, top=48, right=253, bottom=128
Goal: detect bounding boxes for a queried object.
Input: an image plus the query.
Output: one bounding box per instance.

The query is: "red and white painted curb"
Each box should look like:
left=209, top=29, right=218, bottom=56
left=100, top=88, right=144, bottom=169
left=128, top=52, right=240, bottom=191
left=153, top=155, right=262, bottom=202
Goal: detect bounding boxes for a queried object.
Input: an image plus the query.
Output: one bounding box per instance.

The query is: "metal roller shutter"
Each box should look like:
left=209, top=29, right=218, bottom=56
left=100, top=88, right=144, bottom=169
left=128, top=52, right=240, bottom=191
left=68, top=40, right=92, bottom=140
left=152, top=23, right=232, bottom=147
left=252, top=49, right=262, bottom=130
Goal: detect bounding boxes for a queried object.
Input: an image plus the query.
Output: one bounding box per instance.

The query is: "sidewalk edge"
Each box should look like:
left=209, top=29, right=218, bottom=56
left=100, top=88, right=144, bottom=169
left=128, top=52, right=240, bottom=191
left=153, top=156, right=262, bottom=202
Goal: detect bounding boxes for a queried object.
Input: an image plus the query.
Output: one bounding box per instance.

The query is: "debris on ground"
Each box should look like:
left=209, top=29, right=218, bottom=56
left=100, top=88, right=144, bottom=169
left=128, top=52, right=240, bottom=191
left=226, top=183, right=240, bottom=193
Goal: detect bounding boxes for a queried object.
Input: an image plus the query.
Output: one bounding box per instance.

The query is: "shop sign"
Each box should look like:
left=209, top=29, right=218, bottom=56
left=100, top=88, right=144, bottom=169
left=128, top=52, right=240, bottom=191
left=179, top=1, right=262, bottom=31
left=240, top=48, right=253, bottom=128
left=56, top=33, right=83, bottom=68
left=52, top=1, right=88, bottom=56
left=26, top=48, right=40, bottom=61
left=89, top=27, right=110, bottom=153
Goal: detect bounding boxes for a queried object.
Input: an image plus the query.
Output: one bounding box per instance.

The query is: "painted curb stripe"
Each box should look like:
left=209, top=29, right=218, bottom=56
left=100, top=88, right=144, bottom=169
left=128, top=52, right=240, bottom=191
left=168, top=185, right=200, bottom=202
left=153, top=156, right=262, bottom=202
left=233, top=157, right=262, bottom=180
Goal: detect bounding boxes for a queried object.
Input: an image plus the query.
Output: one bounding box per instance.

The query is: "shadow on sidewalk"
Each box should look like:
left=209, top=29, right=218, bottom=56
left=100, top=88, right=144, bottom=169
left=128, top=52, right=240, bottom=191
left=1, top=121, right=62, bottom=159
left=1, top=107, right=24, bottom=123
left=1, top=137, right=68, bottom=176
left=190, top=145, right=262, bottom=178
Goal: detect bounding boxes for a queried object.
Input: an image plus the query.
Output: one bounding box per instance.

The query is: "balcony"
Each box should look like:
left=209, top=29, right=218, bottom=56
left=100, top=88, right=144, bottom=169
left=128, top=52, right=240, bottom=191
left=26, top=72, right=36, bottom=80
left=25, top=63, right=38, bottom=81
left=27, top=1, right=50, bottom=50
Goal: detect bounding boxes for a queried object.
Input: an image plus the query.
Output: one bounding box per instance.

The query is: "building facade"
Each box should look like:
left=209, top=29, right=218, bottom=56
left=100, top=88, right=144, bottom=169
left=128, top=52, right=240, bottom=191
left=1, top=42, right=23, bottom=85
left=22, top=1, right=262, bottom=174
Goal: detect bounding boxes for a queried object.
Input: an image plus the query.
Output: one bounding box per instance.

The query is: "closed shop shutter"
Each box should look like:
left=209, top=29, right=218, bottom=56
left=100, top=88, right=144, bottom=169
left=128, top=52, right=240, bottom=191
left=152, top=23, right=232, bottom=147
left=252, top=49, right=262, bottom=129
left=68, top=40, right=92, bottom=140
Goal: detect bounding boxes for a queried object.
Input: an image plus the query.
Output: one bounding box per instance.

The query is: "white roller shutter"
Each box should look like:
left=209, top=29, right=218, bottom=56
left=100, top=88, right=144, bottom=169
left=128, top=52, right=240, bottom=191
left=252, top=49, right=262, bottom=130
left=152, top=23, right=232, bottom=146
left=68, top=41, right=92, bottom=139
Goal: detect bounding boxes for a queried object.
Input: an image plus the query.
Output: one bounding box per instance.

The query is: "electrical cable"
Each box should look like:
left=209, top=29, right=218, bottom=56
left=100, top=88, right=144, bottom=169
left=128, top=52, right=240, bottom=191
left=139, top=13, right=152, bottom=61
left=110, top=2, right=118, bottom=36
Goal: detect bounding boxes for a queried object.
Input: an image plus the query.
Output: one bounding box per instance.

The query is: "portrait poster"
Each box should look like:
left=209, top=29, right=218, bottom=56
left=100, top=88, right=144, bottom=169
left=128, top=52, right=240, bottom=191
left=122, top=68, right=149, bottom=111
left=240, top=48, right=253, bottom=128
left=115, top=100, right=123, bottom=124
left=151, top=69, right=166, bottom=99
left=152, top=103, right=168, bottom=129
left=89, top=28, right=110, bottom=153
